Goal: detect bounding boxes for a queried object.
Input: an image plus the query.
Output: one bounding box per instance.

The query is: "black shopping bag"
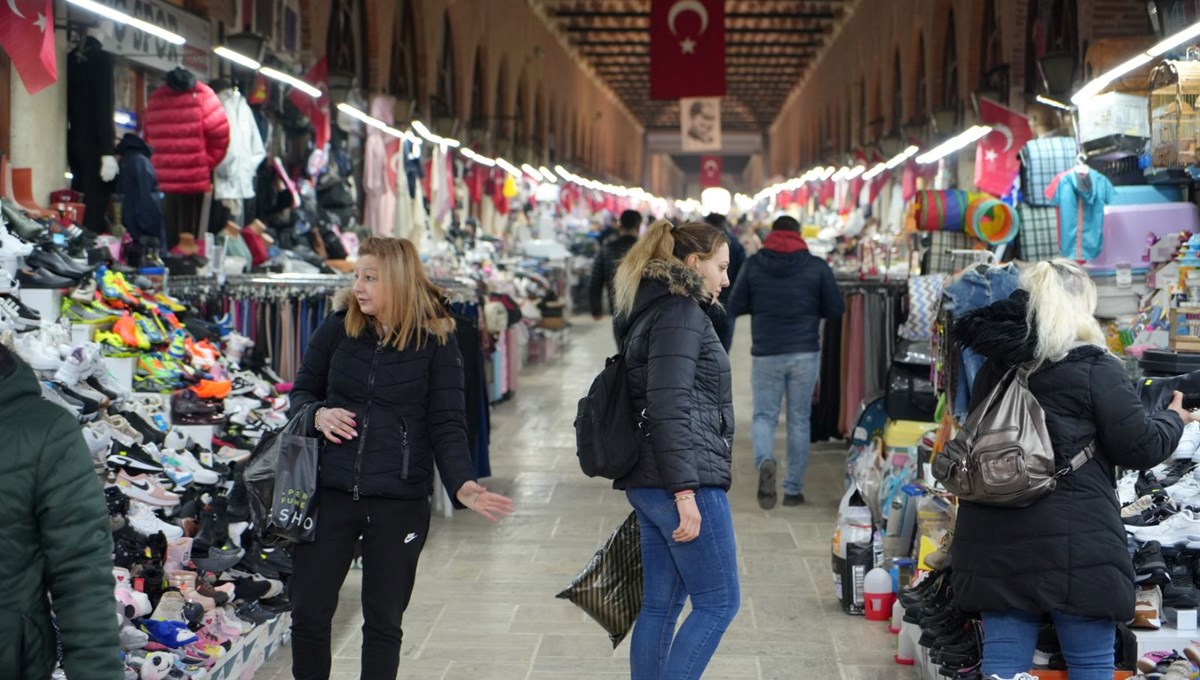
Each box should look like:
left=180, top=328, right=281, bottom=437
left=556, top=511, right=643, bottom=647
left=244, top=405, right=321, bottom=545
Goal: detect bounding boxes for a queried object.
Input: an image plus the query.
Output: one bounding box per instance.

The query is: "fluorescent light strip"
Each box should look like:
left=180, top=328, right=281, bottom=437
left=214, top=46, right=261, bottom=70
left=66, top=0, right=185, bottom=45
left=1068, top=18, right=1200, bottom=105
left=846, top=165, right=866, bottom=180
left=1149, top=18, right=1200, bottom=56
left=539, top=166, right=558, bottom=182
left=1035, top=95, right=1072, bottom=111
left=862, top=163, right=888, bottom=181
left=886, top=145, right=921, bottom=169
left=335, top=103, right=419, bottom=143
left=521, top=164, right=544, bottom=181
left=916, top=125, right=992, bottom=164
left=461, top=149, right=496, bottom=167
left=260, top=66, right=322, bottom=98
left=495, top=158, right=522, bottom=177
left=411, top=120, right=462, bottom=148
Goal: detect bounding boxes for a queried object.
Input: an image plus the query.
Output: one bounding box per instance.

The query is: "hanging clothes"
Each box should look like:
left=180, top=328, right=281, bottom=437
left=114, top=133, right=165, bottom=255
left=1045, top=168, right=1114, bottom=262
left=362, top=95, right=397, bottom=236
left=214, top=88, right=267, bottom=201
left=143, top=68, right=229, bottom=194
left=67, top=36, right=116, bottom=234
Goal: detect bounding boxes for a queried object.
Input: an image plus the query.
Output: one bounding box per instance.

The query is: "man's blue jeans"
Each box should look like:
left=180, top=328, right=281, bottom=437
left=751, top=352, right=820, bottom=495
left=981, top=610, right=1115, bottom=680
left=626, top=488, right=740, bottom=680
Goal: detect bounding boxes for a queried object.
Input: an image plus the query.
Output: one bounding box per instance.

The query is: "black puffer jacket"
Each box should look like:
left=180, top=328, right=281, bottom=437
left=289, top=295, right=476, bottom=505
left=613, top=260, right=734, bottom=493
left=950, top=291, right=1183, bottom=621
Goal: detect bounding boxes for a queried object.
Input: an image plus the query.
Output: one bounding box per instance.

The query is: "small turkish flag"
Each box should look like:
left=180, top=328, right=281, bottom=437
left=650, top=0, right=725, bottom=100
left=0, top=0, right=56, bottom=95
left=975, top=98, right=1033, bottom=197
left=699, top=156, right=722, bottom=188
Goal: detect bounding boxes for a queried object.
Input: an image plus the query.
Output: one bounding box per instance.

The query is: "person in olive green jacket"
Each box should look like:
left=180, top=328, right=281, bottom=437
left=0, top=344, right=123, bottom=679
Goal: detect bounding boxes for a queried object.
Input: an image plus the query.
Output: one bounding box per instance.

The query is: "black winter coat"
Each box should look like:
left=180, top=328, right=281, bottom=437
left=115, top=134, right=165, bottom=246
left=949, top=292, right=1183, bottom=621
left=289, top=301, right=477, bottom=506
left=727, top=234, right=845, bottom=356
left=589, top=234, right=638, bottom=317
left=613, top=260, right=734, bottom=494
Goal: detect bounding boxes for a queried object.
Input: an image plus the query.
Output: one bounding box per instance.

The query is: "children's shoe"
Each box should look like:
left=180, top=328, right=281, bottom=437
left=116, top=471, right=181, bottom=507
left=140, top=620, right=198, bottom=649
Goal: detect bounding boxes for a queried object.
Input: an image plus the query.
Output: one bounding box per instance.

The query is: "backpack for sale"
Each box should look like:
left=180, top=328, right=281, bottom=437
left=930, top=367, right=1094, bottom=508
left=574, top=301, right=667, bottom=479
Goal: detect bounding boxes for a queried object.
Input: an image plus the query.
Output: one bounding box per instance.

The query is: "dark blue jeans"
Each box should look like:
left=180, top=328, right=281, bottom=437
left=981, top=610, right=1115, bottom=680
left=626, top=487, right=740, bottom=680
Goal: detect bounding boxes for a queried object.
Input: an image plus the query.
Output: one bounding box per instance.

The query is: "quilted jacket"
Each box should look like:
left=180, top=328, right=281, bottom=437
left=613, top=259, right=734, bottom=494
left=0, top=346, right=123, bottom=679
left=143, top=68, right=229, bottom=194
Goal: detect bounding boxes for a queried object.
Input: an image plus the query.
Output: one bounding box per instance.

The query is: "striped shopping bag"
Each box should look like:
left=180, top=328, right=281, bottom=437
left=557, top=512, right=643, bottom=647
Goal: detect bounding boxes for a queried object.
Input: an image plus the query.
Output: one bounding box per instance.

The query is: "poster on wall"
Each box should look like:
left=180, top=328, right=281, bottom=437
left=680, top=97, right=721, bottom=152
left=93, top=0, right=212, bottom=79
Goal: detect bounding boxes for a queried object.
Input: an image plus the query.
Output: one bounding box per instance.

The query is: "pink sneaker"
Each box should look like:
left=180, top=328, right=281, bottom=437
left=115, top=470, right=180, bottom=507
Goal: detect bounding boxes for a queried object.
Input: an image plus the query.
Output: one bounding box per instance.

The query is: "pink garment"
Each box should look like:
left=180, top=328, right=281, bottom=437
left=843, top=296, right=865, bottom=437
left=363, top=95, right=397, bottom=236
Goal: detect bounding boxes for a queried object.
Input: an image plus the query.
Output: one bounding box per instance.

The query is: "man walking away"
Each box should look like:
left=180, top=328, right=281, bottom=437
left=590, top=209, right=643, bottom=320
left=729, top=215, right=844, bottom=508
left=704, top=212, right=746, bottom=351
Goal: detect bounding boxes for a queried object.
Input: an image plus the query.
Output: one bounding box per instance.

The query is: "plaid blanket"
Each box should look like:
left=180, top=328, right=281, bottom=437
left=1016, top=204, right=1059, bottom=261
left=1019, top=137, right=1076, bottom=207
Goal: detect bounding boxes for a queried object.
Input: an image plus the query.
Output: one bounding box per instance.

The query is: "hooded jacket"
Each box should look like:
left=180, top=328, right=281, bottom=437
left=613, top=260, right=734, bottom=493
left=0, top=347, right=124, bottom=679
left=115, top=133, right=165, bottom=245
left=949, top=291, right=1183, bottom=621
left=213, top=88, right=266, bottom=201
left=728, top=230, right=845, bottom=356
left=143, top=68, right=230, bottom=194
left=288, top=292, right=477, bottom=505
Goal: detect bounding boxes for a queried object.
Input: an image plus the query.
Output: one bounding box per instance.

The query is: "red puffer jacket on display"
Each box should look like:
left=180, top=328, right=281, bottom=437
left=143, top=67, right=230, bottom=194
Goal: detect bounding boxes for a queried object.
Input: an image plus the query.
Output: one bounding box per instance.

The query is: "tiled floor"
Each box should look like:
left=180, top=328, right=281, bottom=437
left=256, top=317, right=914, bottom=679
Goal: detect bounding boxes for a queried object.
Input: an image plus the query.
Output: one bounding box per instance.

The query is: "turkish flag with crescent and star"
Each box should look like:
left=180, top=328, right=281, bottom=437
left=650, top=0, right=725, bottom=100
left=0, top=0, right=56, bottom=95
left=699, top=156, right=722, bottom=188
left=975, top=98, right=1033, bottom=197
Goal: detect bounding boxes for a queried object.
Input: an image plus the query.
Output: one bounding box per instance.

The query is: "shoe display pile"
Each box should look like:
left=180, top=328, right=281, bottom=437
left=895, top=568, right=986, bottom=679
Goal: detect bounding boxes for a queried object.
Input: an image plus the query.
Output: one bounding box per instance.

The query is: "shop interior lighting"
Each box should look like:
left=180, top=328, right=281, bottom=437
left=831, top=166, right=850, bottom=181
left=1148, top=17, right=1200, bottom=56
left=521, top=164, right=545, bottom=181
left=66, top=0, right=186, bottom=45
left=1068, top=16, right=1200, bottom=106
left=113, top=111, right=133, bottom=126
left=411, top=120, right=461, bottom=148
left=1035, top=95, right=1073, bottom=111
left=885, top=145, right=921, bottom=169
left=538, top=166, right=558, bottom=182
left=460, top=148, right=496, bottom=167
left=916, top=126, right=992, bottom=164
left=862, top=162, right=888, bottom=181
left=260, top=66, right=322, bottom=98
left=845, top=165, right=867, bottom=180
left=213, top=46, right=261, bottom=70
left=335, top=103, right=419, bottom=143
left=819, top=167, right=836, bottom=181
left=495, top=158, right=522, bottom=177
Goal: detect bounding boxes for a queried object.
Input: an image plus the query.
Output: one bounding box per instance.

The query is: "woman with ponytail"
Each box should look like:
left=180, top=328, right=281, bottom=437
left=950, top=259, right=1191, bottom=680
left=611, top=219, right=739, bottom=680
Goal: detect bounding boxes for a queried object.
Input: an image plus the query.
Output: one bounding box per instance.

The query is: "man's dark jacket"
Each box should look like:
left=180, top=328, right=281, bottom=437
left=0, top=346, right=124, bottom=679
left=950, top=291, right=1183, bottom=621
left=289, top=291, right=477, bottom=505
left=728, top=231, right=844, bottom=355
left=589, top=234, right=638, bottom=316
left=613, top=260, right=734, bottom=494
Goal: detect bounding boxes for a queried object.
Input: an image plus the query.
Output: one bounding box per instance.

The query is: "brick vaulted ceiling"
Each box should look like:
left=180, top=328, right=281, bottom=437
left=534, top=0, right=852, bottom=131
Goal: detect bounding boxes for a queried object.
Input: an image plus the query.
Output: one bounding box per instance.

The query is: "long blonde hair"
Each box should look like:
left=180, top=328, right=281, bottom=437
left=344, top=237, right=454, bottom=349
left=1021, top=258, right=1107, bottom=367
left=612, top=219, right=727, bottom=317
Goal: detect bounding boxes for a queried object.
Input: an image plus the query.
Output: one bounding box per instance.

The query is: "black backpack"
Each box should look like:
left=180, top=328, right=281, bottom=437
left=574, top=300, right=668, bottom=479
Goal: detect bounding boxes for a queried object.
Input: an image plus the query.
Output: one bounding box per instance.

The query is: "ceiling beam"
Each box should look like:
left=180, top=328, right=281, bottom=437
left=551, top=11, right=836, bottom=20
left=574, top=40, right=822, bottom=47
left=564, top=26, right=827, bottom=34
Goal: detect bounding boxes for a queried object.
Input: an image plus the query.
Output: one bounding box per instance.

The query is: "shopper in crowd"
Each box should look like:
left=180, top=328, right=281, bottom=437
left=0, top=343, right=124, bottom=679
left=288, top=236, right=515, bottom=680
left=728, top=215, right=844, bottom=509
left=590, top=209, right=643, bottom=321
left=611, top=219, right=738, bottom=680
left=703, top=212, right=746, bottom=351
left=951, top=259, right=1189, bottom=680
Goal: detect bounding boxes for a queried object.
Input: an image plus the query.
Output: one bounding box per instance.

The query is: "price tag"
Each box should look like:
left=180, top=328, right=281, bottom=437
left=200, top=451, right=214, bottom=468
left=1116, top=263, right=1133, bottom=289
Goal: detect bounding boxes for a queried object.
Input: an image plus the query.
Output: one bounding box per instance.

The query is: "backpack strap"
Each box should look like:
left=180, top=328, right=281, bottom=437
left=1055, top=440, right=1096, bottom=478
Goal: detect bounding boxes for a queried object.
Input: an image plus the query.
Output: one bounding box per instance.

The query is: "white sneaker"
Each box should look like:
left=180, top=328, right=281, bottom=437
left=15, top=332, right=62, bottom=370
left=170, top=447, right=220, bottom=486
left=1178, top=422, right=1200, bottom=460
left=81, top=423, right=112, bottom=458
left=1117, top=471, right=1139, bottom=507
left=0, top=224, right=33, bottom=256
left=55, top=345, right=91, bottom=386
left=1167, top=476, right=1200, bottom=502
left=1130, top=508, right=1200, bottom=544
left=0, top=295, right=35, bottom=331
left=126, top=500, right=184, bottom=539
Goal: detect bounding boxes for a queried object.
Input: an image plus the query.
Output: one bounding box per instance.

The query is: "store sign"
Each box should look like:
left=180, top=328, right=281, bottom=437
left=94, top=0, right=212, bottom=78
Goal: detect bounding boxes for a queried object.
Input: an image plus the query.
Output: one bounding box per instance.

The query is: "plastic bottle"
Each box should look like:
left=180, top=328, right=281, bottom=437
left=864, top=567, right=896, bottom=622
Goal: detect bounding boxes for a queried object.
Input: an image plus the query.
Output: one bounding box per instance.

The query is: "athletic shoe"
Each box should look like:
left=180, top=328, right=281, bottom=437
left=1134, top=540, right=1171, bottom=585
left=166, top=329, right=187, bottom=361
left=69, top=278, right=97, bottom=303
left=192, top=546, right=245, bottom=574
left=61, top=298, right=118, bottom=324
left=114, top=314, right=150, bottom=350
left=1162, top=459, right=1199, bottom=487
left=54, top=345, right=92, bottom=386
left=127, top=501, right=185, bottom=539
left=234, top=601, right=277, bottom=625
left=0, top=223, right=34, bottom=256
left=140, top=619, right=198, bottom=649
left=15, top=332, right=63, bottom=370
left=1117, top=471, right=1140, bottom=507
left=107, top=440, right=161, bottom=472
left=119, top=624, right=149, bottom=651
left=168, top=447, right=220, bottom=486
left=1131, top=509, right=1200, bottom=544
left=219, top=605, right=254, bottom=635
left=0, top=293, right=40, bottom=330
left=1138, top=470, right=1166, bottom=498
left=149, top=446, right=195, bottom=487
left=116, top=471, right=181, bottom=507
left=214, top=445, right=251, bottom=465
left=153, top=293, right=186, bottom=313
left=1177, top=422, right=1200, bottom=460
left=150, top=590, right=190, bottom=623
left=189, top=379, right=231, bottom=400
left=1167, top=476, right=1200, bottom=502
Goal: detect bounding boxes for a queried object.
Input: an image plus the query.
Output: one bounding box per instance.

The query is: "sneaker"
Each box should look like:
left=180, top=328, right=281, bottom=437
left=1134, top=541, right=1171, bottom=585
left=1117, top=471, right=1139, bottom=506
left=1164, top=562, right=1199, bottom=609
left=0, top=293, right=40, bottom=330
left=139, top=619, right=198, bottom=649
left=61, top=298, right=118, bottom=324
left=119, top=624, right=149, bottom=651
left=15, top=332, right=63, bottom=370
left=127, top=501, right=184, bottom=539
left=116, top=471, right=181, bottom=507
left=113, top=313, right=150, bottom=349
left=1177, top=422, right=1200, bottom=460
left=1131, top=509, right=1200, bottom=544
left=1132, top=585, right=1164, bottom=630
left=150, top=590, right=190, bottom=623
left=757, top=460, right=777, bottom=510
left=1138, top=470, right=1166, bottom=498
left=1123, top=493, right=1174, bottom=519
left=1167, top=476, right=1200, bottom=502
left=69, top=278, right=97, bottom=303
left=1164, top=459, right=1200, bottom=487
left=169, top=447, right=221, bottom=486
left=107, top=440, right=161, bottom=472
left=234, top=601, right=277, bottom=625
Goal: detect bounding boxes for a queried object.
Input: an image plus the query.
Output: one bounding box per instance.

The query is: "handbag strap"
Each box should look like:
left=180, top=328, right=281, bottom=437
left=1056, top=440, right=1096, bottom=478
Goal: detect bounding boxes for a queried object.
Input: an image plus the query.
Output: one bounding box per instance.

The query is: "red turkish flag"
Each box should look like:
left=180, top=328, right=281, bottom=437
left=699, top=156, right=722, bottom=188
left=650, top=0, right=725, bottom=100
left=975, top=98, right=1033, bottom=197
left=0, top=0, right=56, bottom=95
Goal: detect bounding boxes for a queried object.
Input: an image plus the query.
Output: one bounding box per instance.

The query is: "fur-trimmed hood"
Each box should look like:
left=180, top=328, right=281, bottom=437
left=332, top=287, right=353, bottom=312
left=614, top=259, right=713, bottom=340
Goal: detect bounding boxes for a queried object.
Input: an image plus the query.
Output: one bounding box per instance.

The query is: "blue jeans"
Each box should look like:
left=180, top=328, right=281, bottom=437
left=981, top=610, right=1115, bottom=680
left=752, top=352, right=819, bottom=495
left=626, top=488, right=740, bottom=680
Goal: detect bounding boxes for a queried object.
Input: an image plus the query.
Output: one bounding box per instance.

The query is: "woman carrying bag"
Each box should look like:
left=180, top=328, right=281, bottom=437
left=611, top=220, right=739, bottom=680
left=287, top=236, right=513, bottom=680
